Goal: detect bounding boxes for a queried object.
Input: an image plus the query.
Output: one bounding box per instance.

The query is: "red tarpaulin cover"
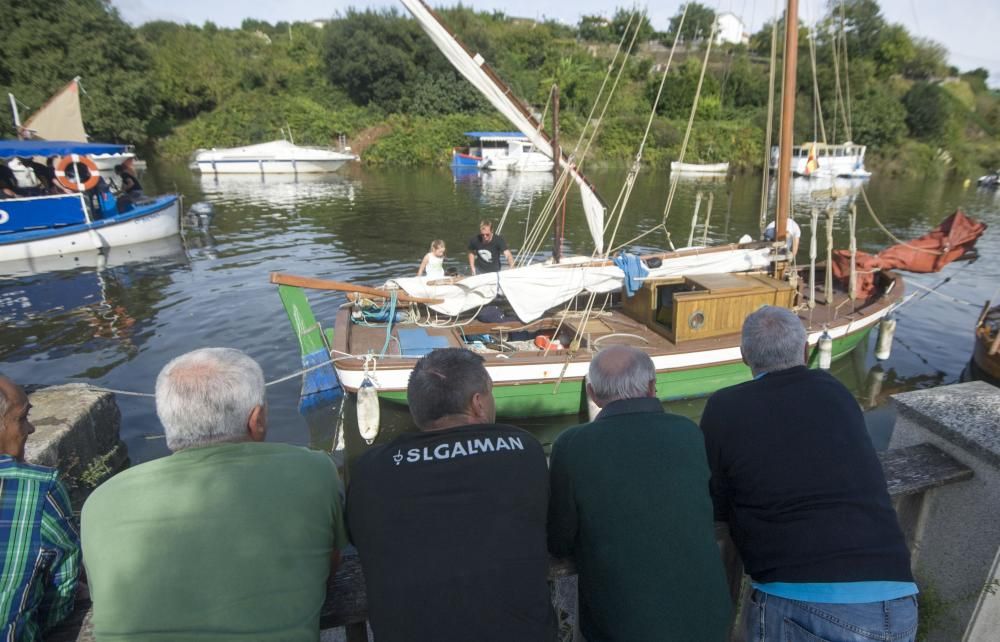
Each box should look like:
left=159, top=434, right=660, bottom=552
left=831, top=210, right=987, bottom=299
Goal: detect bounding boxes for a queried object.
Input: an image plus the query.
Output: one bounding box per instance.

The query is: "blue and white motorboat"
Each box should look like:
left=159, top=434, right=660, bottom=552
left=0, top=140, right=181, bottom=265
left=451, top=132, right=554, bottom=172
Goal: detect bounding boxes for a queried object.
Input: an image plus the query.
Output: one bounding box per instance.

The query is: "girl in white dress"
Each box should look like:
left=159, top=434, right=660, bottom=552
left=417, top=239, right=446, bottom=278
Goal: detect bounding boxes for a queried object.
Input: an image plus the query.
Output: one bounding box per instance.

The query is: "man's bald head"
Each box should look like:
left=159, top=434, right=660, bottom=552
left=0, top=375, right=35, bottom=460
left=586, top=345, right=656, bottom=408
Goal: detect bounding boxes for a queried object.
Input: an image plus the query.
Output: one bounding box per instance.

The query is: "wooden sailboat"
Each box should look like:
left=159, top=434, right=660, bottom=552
left=272, top=0, right=978, bottom=417
left=971, top=302, right=1000, bottom=384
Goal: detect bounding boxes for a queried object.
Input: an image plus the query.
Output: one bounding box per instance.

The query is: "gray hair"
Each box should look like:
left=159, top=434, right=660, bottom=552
left=407, top=348, right=491, bottom=429
left=740, top=306, right=807, bottom=374
left=588, top=345, right=656, bottom=405
left=155, top=348, right=265, bottom=451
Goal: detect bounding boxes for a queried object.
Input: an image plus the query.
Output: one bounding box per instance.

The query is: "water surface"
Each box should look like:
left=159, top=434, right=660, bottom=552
left=1, top=161, right=997, bottom=467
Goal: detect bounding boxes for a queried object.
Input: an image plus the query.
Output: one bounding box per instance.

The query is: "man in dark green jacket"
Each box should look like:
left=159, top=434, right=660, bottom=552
left=548, top=345, right=732, bottom=641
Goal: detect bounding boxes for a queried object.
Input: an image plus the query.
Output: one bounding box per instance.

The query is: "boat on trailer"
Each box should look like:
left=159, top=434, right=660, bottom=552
left=192, top=140, right=358, bottom=175
left=0, top=141, right=181, bottom=264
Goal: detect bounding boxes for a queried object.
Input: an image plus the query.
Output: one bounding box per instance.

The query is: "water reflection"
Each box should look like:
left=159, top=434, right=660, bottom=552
left=0, top=162, right=996, bottom=467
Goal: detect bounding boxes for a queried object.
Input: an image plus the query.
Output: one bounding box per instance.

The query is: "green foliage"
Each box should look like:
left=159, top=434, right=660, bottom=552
left=649, top=58, right=721, bottom=119
left=0, top=0, right=156, bottom=142
left=667, top=3, right=717, bottom=44
left=903, top=82, right=953, bottom=141
left=363, top=112, right=508, bottom=165
left=852, top=89, right=908, bottom=148
left=159, top=91, right=376, bottom=158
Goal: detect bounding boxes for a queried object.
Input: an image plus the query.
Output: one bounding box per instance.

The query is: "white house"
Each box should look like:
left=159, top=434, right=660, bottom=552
left=715, top=12, right=749, bottom=46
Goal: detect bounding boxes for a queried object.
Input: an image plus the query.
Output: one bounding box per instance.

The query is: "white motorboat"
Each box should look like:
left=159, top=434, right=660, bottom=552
left=769, top=141, right=870, bottom=178
left=192, top=140, right=358, bottom=175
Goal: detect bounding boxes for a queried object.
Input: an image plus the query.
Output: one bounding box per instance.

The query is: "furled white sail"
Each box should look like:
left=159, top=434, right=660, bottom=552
left=22, top=78, right=88, bottom=142
left=399, top=0, right=606, bottom=253
left=391, top=247, right=773, bottom=322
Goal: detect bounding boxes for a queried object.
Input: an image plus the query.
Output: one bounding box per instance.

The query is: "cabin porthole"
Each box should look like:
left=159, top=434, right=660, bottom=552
left=688, top=311, right=706, bottom=330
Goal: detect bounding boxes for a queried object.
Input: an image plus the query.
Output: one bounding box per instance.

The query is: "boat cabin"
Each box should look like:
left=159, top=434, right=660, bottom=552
left=622, top=273, right=795, bottom=343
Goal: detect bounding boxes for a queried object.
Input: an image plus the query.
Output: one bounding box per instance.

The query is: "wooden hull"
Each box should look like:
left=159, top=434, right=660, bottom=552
left=275, top=266, right=902, bottom=418
left=972, top=306, right=1000, bottom=384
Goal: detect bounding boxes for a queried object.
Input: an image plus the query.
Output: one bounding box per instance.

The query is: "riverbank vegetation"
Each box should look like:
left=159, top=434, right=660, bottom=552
left=1, top=0, right=998, bottom=176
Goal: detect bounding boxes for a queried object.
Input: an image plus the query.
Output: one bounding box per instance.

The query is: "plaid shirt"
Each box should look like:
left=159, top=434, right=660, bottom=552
left=0, top=456, right=80, bottom=641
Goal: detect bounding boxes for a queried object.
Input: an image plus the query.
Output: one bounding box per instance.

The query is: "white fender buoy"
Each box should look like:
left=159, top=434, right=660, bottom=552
left=818, top=331, right=833, bottom=370
left=356, top=377, right=380, bottom=444
left=875, top=317, right=896, bottom=361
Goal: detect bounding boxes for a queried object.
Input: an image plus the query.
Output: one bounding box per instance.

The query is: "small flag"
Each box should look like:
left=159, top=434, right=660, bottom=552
left=805, top=143, right=820, bottom=176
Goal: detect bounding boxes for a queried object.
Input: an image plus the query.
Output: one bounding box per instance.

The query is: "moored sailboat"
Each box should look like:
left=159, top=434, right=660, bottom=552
left=272, top=0, right=983, bottom=416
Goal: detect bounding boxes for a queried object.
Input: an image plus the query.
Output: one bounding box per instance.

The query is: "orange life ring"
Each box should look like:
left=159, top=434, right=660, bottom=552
left=55, top=155, right=100, bottom=191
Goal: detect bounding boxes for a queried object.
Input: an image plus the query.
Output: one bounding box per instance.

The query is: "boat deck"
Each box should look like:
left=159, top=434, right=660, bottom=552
left=334, top=268, right=902, bottom=377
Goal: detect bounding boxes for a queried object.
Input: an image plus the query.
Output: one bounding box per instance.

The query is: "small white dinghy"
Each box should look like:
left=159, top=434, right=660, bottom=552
left=192, top=140, right=357, bottom=175
left=670, top=161, right=730, bottom=175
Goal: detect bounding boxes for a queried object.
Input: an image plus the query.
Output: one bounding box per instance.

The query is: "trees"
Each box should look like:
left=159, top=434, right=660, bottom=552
left=903, top=82, right=953, bottom=141
left=666, top=3, right=716, bottom=44
left=0, top=0, right=156, bottom=142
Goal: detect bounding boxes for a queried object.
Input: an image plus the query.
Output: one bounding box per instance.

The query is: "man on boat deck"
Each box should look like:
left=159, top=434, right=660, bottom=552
left=763, top=213, right=801, bottom=256
left=0, top=375, right=81, bottom=641
left=347, top=348, right=556, bottom=642
left=548, top=346, right=732, bottom=641
left=700, top=306, right=918, bottom=642
left=468, top=219, right=515, bottom=274
left=81, top=348, right=348, bottom=642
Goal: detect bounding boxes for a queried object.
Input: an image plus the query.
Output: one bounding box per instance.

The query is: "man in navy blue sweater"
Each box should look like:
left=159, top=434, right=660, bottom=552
left=700, top=306, right=917, bottom=642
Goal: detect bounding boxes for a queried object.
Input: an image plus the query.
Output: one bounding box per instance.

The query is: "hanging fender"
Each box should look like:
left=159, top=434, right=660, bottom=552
left=356, top=376, right=381, bottom=445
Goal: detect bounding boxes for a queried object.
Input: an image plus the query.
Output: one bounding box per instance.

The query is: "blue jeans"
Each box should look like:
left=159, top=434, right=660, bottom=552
left=746, top=590, right=918, bottom=642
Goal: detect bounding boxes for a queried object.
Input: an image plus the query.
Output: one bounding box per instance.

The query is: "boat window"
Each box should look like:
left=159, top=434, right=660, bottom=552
left=523, top=145, right=532, bottom=153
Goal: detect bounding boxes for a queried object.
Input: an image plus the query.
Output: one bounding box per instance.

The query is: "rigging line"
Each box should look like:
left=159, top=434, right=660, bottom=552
left=905, top=278, right=982, bottom=308
left=659, top=20, right=718, bottom=238
left=604, top=4, right=690, bottom=252
left=567, top=11, right=634, bottom=161
left=759, top=0, right=780, bottom=234
left=575, top=10, right=644, bottom=175
left=808, top=27, right=828, bottom=145
left=839, top=1, right=853, bottom=139
left=858, top=187, right=943, bottom=255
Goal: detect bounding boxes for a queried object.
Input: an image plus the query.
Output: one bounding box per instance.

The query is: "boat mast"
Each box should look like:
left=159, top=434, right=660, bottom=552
left=552, top=84, right=563, bottom=263
left=775, top=0, right=800, bottom=245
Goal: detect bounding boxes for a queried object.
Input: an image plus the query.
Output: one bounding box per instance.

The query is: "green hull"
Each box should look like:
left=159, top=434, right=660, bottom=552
left=380, top=326, right=875, bottom=418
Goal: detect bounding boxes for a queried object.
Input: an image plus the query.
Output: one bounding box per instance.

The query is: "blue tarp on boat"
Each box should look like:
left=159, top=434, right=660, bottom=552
left=0, top=140, right=127, bottom=158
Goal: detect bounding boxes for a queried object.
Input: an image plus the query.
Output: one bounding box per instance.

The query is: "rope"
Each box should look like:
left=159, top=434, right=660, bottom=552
left=759, top=0, right=780, bottom=233
left=859, top=187, right=944, bottom=255
left=70, top=350, right=367, bottom=399
left=604, top=4, right=689, bottom=255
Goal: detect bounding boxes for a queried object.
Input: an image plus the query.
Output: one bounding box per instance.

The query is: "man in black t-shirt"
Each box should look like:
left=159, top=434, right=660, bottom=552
left=467, top=219, right=514, bottom=274
left=346, top=348, right=556, bottom=642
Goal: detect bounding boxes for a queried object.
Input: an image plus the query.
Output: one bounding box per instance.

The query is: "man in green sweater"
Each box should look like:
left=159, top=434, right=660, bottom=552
left=548, top=345, right=732, bottom=641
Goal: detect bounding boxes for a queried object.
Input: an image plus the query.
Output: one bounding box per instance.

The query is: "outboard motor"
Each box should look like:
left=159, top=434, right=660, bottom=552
left=186, top=201, right=215, bottom=228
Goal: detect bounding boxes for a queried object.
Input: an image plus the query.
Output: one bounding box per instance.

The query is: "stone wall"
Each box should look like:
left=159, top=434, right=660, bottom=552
left=25, top=384, right=128, bottom=509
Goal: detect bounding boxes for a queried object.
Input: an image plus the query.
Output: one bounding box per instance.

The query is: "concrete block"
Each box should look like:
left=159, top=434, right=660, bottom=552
left=890, top=381, right=1000, bottom=642
left=25, top=384, right=128, bottom=509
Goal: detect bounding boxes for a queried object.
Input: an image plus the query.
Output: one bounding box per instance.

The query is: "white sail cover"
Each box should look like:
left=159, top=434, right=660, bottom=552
left=391, top=247, right=772, bottom=322
left=400, top=0, right=605, bottom=253
left=22, top=78, right=88, bottom=142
